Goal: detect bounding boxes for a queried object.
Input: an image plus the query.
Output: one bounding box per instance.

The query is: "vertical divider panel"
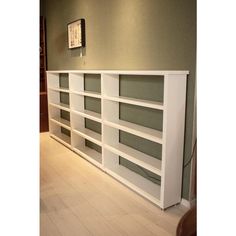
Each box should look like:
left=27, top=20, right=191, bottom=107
left=47, top=72, right=57, bottom=134
left=49, top=120, right=57, bottom=134
left=47, top=73, right=59, bottom=89
left=70, top=93, right=85, bottom=112
left=70, top=73, right=84, bottom=112
left=103, top=124, right=120, bottom=170
left=104, top=149, right=120, bottom=170
left=71, top=112, right=84, bottom=131
left=69, top=73, right=84, bottom=92
left=69, top=73, right=84, bottom=149
left=48, top=103, right=52, bottom=133
left=102, top=73, right=120, bottom=169
left=48, top=89, right=60, bottom=105
left=68, top=72, right=73, bottom=148
left=50, top=106, right=60, bottom=119
left=102, top=73, right=119, bottom=97
left=71, top=129, right=85, bottom=151
left=160, top=74, right=187, bottom=209
left=103, top=74, right=119, bottom=122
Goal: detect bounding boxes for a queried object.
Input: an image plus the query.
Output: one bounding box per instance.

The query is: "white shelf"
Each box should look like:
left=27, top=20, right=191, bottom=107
left=104, top=143, right=162, bottom=176
left=73, top=145, right=102, bottom=167
left=105, top=165, right=161, bottom=205
left=49, top=102, right=70, bottom=112
left=50, top=133, right=71, bottom=148
left=73, top=128, right=102, bottom=146
left=71, top=90, right=101, bottom=99
left=104, top=119, right=163, bottom=144
left=50, top=117, right=71, bottom=129
left=104, top=95, right=163, bottom=110
left=72, top=110, right=102, bottom=123
left=48, top=87, right=69, bottom=93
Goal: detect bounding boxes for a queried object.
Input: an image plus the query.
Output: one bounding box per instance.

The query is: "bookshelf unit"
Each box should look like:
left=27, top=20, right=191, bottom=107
left=47, top=70, right=188, bottom=209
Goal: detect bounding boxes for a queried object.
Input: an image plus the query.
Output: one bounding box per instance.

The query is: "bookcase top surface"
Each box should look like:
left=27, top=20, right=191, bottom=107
left=47, top=70, right=189, bottom=76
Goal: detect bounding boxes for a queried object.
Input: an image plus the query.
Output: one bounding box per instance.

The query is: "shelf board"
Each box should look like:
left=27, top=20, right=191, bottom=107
left=48, top=87, right=70, bottom=93
left=50, top=117, right=71, bottom=129
left=73, top=145, right=102, bottom=167
left=105, top=143, right=162, bottom=176
left=104, top=95, right=163, bottom=110
left=72, top=110, right=102, bottom=123
left=49, top=102, right=70, bottom=112
left=73, top=128, right=102, bottom=146
left=105, top=165, right=161, bottom=205
left=47, top=70, right=189, bottom=75
left=50, top=132, right=71, bottom=148
left=104, top=120, right=163, bottom=144
left=71, top=90, right=101, bottom=99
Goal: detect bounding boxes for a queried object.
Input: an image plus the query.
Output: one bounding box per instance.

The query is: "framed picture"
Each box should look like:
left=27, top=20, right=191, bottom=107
left=67, top=19, right=85, bottom=49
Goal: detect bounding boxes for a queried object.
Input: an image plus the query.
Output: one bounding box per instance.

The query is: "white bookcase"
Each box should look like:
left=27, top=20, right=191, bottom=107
left=47, top=70, right=188, bottom=209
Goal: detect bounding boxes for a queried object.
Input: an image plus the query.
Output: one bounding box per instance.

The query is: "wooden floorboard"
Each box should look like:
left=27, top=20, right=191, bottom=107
left=40, top=132, right=187, bottom=236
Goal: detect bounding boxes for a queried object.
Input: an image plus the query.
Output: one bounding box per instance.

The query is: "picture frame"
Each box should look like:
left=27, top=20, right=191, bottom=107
left=67, top=19, right=85, bottom=49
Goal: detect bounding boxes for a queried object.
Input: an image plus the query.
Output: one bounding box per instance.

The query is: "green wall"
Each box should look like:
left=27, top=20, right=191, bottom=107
left=43, top=0, right=196, bottom=200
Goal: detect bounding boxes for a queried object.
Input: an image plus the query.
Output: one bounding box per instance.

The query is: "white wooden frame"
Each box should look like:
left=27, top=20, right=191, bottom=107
left=47, top=70, right=189, bottom=209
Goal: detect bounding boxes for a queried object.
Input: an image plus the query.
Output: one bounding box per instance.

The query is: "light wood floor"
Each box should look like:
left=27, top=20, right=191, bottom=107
left=40, top=132, right=187, bottom=236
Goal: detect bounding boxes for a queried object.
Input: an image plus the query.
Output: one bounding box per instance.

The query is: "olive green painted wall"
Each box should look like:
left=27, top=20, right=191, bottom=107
left=43, top=0, right=196, bottom=199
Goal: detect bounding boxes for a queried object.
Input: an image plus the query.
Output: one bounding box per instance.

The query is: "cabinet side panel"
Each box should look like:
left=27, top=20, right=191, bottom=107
left=47, top=73, right=59, bottom=89
left=161, top=75, right=187, bottom=208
